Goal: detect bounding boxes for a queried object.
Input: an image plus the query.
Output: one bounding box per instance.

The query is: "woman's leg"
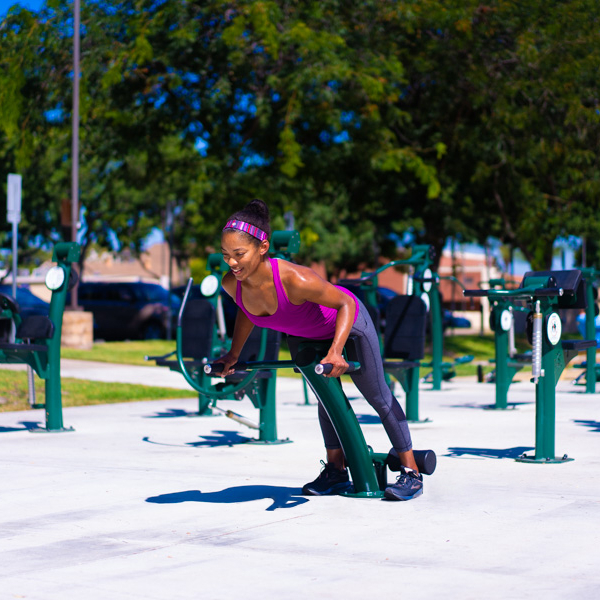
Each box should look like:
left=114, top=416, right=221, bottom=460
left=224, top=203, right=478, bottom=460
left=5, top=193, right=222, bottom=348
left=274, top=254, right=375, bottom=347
left=288, top=335, right=345, bottom=461
left=348, top=302, right=419, bottom=471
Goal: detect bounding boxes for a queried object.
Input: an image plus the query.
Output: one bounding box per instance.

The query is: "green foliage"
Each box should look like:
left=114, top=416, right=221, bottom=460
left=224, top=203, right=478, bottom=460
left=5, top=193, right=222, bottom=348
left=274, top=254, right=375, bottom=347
left=0, top=0, right=599, bottom=275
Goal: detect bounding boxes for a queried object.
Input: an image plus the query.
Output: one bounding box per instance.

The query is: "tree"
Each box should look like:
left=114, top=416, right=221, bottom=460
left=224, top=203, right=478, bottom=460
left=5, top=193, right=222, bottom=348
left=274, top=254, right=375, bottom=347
left=392, top=0, right=600, bottom=269
left=2, top=0, right=599, bottom=277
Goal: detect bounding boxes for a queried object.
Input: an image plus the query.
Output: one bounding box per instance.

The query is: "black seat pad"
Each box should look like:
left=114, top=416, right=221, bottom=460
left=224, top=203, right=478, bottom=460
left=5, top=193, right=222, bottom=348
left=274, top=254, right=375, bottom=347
left=0, top=342, right=48, bottom=352
left=17, top=315, right=55, bottom=341
left=383, top=295, right=427, bottom=361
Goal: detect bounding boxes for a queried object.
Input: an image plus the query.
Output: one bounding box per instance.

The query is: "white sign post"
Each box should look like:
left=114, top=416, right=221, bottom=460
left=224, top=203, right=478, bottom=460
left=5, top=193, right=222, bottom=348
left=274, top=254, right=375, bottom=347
left=7, top=174, right=22, bottom=299
left=6, top=174, right=35, bottom=405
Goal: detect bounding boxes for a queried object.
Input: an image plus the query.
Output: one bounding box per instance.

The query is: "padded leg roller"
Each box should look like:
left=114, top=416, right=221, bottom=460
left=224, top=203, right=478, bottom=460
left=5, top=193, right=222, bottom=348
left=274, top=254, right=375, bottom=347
left=386, top=448, right=437, bottom=475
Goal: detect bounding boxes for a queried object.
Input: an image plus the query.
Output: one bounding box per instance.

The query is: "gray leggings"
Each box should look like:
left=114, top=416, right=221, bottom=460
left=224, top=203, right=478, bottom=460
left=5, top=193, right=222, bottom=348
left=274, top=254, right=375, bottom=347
left=290, top=300, right=413, bottom=454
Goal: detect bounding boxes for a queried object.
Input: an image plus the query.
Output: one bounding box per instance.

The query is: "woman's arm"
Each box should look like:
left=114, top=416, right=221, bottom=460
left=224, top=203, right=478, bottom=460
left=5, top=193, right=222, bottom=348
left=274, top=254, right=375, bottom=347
left=213, top=271, right=254, bottom=375
left=282, top=263, right=357, bottom=378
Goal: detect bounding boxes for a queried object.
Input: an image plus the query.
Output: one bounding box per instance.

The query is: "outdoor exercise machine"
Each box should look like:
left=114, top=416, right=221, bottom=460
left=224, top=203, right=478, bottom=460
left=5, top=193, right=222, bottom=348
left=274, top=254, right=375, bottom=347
left=379, top=294, right=429, bottom=422
left=482, top=278, right=532, bottom=409
left=465, top=269, right=595, bottom=463
left=338, top=244, right=471, bottom=393
left=146, top=231, right=300, bottom=442
left=571, top=267, right=600, bottom=393
left=202, top=337, right=437, bottom=498
left=0, top=242, right=81, bottom=431
left=415, top=269, right=474, bottom=388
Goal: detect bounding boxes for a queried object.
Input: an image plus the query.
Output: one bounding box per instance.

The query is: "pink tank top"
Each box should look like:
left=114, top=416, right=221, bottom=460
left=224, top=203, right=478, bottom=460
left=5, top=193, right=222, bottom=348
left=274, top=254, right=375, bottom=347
left=235, top=258, right=359, bottom=339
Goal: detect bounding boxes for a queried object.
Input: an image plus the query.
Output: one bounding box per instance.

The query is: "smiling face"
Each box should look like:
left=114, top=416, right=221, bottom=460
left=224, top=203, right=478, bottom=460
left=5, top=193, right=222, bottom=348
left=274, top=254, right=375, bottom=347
left=221, top=230, right=269, bottom=281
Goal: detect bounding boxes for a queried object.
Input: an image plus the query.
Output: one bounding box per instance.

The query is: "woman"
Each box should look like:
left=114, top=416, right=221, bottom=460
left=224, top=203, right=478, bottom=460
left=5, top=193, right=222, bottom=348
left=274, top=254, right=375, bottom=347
left=215, top=199, right=423, bottom=501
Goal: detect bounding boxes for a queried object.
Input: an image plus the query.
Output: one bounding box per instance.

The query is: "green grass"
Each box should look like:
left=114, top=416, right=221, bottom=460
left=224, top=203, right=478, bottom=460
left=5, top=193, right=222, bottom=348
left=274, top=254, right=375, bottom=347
left=61, top=340, right=177, bottom=366
left=57, top=335, right=515, bottom=380
left=0, top=334, right=534, bottom=416
left=0, top=369, right=193, bottom=413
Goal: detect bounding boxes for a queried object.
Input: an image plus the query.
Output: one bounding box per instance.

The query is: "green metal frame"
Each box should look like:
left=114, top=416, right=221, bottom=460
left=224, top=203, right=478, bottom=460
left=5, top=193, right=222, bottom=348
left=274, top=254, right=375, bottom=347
left=578, top=267, right=599, bottom=393
left=201, top=343, right=385, bottom=497
left=153, top=231, right=301, bottom=441
left=466, top=271, right=594, bottom=463
left=340, top=245, right=472, bottom=394
left=383, top=362, right=422, bottom=422
left=337, top=245, right=432, bottom=419
left=487, top=295, right=531, bottom=410
left=0, top=242, right=81, bottom=432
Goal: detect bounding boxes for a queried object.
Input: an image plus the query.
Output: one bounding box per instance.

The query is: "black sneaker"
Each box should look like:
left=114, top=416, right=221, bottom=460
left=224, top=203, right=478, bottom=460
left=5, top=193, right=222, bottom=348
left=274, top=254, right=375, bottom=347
left=302, top=461, right=351, bottom=496
left=384, top=470, right=423, bottom=501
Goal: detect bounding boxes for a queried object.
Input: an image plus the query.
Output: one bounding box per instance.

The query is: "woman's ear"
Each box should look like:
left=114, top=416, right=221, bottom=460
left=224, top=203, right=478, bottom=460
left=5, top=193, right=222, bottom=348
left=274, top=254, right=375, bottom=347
left=259, top=239, right=270, bottom=256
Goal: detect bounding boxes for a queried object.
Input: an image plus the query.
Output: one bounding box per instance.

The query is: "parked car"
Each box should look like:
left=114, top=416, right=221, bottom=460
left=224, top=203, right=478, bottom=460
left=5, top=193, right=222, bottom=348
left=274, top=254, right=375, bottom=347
left=78, top=281, right=181, bottom=340
left=443, top=309, right=471, bottom=331
left=0, top=285, right=50, bottom=341
left=0, top=285, right=50, bottom=319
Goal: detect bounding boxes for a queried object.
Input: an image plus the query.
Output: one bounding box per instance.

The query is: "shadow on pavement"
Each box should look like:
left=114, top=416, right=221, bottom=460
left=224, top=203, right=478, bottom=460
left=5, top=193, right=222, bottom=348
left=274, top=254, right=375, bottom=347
left=449, top=401, right=532, bottom=410
left=0, top=421, right=43, bottom=433
left=356, top=414, right=382, bottom=424
left=142, top=430, right=251, bottom=448
left=573, top=419, right=600, bottom=433
left=145, top=409, right=198, bottom=419
left=445, top=446, right=534, bottom=459
left=146, top=486, right=309, bottom=511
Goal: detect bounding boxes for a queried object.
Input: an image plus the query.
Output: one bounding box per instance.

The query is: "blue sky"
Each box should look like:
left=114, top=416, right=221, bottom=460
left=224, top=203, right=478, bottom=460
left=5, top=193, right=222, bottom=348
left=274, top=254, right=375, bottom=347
left=0, top=0, right=44, bottom=16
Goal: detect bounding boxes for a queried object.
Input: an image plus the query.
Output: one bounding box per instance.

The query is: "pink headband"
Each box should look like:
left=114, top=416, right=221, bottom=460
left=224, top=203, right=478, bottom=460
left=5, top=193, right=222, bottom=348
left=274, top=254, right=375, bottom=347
left=223, top=219, right=268, bottom=242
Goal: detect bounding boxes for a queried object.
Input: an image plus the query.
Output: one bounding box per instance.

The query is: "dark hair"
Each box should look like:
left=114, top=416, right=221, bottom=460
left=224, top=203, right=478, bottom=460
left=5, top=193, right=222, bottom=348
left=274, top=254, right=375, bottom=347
left=223, top=198, right=271, bottom=244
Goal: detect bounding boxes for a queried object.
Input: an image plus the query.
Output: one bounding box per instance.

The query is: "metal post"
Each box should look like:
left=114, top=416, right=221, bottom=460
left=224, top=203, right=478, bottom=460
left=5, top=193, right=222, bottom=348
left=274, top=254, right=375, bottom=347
left=585, top=277, right=596, bottom=393
left=430, top=284, right=443, bottom=390
left=516, top=300, right=573, bottom=464
left=165, top=203, right=173, bottom=340
left=44, top=243, right=80, bottom=431
left=494, top=318, right=510, bottom=410
left=70, top=0, right=80, bottom=309
left=404, top=366, right=421, bottom=421
left=256, top=377, right=278, bottom=443
left=11, top=220, right=17, bottom=299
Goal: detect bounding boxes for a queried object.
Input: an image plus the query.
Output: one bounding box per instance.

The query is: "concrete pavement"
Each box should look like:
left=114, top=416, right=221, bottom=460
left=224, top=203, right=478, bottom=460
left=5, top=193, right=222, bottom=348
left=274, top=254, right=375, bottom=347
left=1, top=368, right=599, bottom=599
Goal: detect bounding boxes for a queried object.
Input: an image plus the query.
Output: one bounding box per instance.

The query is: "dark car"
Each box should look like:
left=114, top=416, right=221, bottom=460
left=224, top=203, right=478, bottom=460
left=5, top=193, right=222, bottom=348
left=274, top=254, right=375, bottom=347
left=0, top=285, right=50, bottom=341
left=78, top=281, right=181, bottom=340
left=0, top=285, right=50, bottom=319
left=442, top=309, right=471, bottom=331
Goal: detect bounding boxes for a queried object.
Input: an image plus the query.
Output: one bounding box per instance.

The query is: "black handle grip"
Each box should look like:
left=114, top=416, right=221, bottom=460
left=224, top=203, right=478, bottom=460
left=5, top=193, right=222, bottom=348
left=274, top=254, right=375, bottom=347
left=464, top=290, right=490, bottom=297
left=205, top=363, right=250, bottom=375
left=204, top=363, right=224, bottom=375
left=315, top=361, right=361, bottom=375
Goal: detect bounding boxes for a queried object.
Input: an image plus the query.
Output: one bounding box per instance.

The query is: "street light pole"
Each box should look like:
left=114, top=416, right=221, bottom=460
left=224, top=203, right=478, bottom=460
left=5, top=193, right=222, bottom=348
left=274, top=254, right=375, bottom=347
left=70, top=0, right=80, bottom=309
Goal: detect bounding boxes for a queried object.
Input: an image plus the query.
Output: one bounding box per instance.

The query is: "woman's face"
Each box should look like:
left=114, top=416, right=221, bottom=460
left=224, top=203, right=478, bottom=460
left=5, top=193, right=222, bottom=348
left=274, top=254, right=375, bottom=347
left=221, top=231, right=268, bottom=280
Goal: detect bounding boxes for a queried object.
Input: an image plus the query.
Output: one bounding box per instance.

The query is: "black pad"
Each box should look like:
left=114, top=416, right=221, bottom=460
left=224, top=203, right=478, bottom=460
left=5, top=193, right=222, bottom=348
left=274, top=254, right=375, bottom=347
left=0, top=342, right=48, bottom=352
left=17, top=315, right=55, bottom=341
left=521, top=270, right=586, bottom=308
left=562, top=339, right=596, bottom=351
left=179, top=298, right=216, bottom=360
left=383, top=295, right=427, bottom=361
left=236, top=327, right=281, bottom=363
left=386, top=448, right=437, bottom=475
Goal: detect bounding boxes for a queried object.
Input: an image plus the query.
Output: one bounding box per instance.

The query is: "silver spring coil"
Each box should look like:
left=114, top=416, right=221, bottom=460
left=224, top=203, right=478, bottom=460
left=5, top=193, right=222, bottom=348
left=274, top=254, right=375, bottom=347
left=508, top=307, right=516, bottom=357
left=532, top=300, right=543, bottom=383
